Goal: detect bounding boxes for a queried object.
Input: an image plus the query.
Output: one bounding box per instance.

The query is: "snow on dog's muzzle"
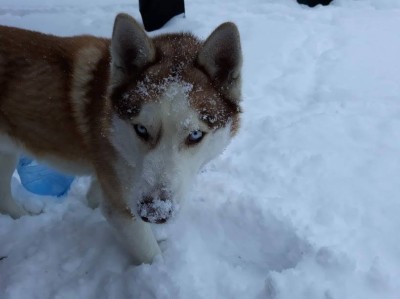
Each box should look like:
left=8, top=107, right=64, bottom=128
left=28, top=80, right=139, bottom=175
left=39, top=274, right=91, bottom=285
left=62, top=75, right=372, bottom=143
left=137, top=195, right=175, bottom=224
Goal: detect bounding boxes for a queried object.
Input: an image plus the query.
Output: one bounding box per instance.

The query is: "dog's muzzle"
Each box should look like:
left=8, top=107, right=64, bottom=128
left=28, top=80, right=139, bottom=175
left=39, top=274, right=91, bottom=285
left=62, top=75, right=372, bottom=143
left=137, top=195, right=174, bottom=224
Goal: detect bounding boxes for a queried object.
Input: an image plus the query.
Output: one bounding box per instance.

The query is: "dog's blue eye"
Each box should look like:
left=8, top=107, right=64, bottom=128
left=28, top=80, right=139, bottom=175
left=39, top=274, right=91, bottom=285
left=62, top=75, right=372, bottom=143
left=186, top=130, right=204, bottom=145
left=134, top=124, right=150, bottom=141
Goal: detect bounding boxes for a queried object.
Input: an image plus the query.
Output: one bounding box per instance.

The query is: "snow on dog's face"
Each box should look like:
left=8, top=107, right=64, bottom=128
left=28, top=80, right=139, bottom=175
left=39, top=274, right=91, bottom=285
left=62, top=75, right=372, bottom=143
left=108, top=14, right=242, bottom=223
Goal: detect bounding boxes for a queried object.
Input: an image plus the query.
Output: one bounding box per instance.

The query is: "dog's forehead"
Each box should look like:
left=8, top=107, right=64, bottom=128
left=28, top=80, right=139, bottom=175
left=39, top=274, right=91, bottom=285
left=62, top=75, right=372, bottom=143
left=136, top=81, right=198, bottom=125
left=118, top=70, right=239, bottom=129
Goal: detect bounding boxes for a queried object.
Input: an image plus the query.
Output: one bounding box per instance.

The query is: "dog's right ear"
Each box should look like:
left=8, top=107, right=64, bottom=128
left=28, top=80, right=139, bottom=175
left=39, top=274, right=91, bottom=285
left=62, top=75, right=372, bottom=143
left=111, top=13, right=155, bottom=84
left=197, top=22, right=242, bottom=103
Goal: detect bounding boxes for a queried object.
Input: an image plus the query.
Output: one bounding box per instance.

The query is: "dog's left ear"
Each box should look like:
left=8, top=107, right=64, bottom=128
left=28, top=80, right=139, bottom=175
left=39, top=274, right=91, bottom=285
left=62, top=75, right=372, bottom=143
left=197, top=22, right=243, bottom=103
left=111, top=13, right=156, bottom=84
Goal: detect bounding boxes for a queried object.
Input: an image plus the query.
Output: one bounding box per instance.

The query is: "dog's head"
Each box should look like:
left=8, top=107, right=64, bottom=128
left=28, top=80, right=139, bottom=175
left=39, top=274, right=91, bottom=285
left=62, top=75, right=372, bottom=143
left=108, top=14, right=242, bottom=223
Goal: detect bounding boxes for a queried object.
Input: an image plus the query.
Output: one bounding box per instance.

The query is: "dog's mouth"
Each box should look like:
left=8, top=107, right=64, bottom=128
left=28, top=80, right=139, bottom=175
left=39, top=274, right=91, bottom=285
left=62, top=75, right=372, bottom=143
left=137, top=199, right=174, bottom=224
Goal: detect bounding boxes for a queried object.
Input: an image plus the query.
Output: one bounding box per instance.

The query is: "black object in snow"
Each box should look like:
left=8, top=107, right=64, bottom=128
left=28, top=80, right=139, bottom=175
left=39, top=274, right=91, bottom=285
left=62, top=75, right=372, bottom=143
left=139, top=0, right=185, bottom=32
left=297, top=0, right=333, bottom=7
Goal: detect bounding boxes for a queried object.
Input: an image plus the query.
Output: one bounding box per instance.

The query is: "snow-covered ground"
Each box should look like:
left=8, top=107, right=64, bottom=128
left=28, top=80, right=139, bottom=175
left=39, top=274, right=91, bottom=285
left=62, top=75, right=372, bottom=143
left=1, top=0, right=400, bottom=298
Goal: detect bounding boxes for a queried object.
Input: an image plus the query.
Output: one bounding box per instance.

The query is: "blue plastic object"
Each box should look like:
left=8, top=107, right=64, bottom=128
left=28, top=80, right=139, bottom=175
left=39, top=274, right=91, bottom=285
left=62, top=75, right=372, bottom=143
left=17, top=157, right=74, bottom=197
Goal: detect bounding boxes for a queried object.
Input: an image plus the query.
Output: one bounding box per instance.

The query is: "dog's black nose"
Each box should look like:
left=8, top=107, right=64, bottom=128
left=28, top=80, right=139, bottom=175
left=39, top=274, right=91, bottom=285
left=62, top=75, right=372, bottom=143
left=140, top=215, right=168, bottom=224
left=137, top=195, right=173, bottom=224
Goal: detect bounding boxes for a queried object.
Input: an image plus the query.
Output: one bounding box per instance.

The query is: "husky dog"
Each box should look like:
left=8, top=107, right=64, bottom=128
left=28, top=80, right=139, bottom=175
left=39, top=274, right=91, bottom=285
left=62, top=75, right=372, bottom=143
left=0, top=13, right=242, bottom=264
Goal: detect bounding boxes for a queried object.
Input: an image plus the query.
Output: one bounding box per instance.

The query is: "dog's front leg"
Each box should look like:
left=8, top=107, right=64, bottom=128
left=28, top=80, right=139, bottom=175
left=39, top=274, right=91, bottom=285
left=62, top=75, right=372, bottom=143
left=86, top=178, right=103, bottom=209
left=98, top=175, right=161, bottom=265
left=102, top=202, right=161, bottom=264
left=0, top=151, right=28, bottom=218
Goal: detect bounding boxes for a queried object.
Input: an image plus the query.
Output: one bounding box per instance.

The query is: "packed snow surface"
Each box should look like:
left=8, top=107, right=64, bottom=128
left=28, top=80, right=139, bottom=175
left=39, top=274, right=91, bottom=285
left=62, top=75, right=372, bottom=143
left=1, top=0, right=400, bottom=298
